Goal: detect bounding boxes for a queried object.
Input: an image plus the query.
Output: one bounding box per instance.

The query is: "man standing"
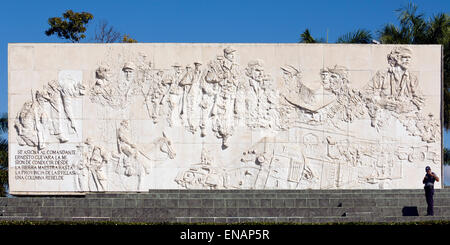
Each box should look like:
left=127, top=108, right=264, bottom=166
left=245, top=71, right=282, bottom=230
left=423, top=166, right=439, bottom=216
left=205, top=47, right=241, bottom=148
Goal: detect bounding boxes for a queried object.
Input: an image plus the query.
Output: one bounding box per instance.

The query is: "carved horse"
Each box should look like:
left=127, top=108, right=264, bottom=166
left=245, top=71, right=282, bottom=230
left=116, top=131, right=176, bottom=191
left=149, top=132, right=176, bottom=161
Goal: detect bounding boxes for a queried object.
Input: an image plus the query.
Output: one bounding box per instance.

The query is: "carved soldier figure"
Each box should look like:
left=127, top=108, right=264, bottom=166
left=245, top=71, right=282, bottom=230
left=15, top=91, right=49, bottom=150
left=15, top=100, right=41, bottom=149
left=184, top=62, right=203, bottom=133
left=41, top=80, right=68, bottom=143
left=244, top=60, right=279, bottom=129
left=91, top=66, right=113, bottom=104
left=179, top=64, right=194, bottom=125
left=118, top=62, right=138, bottom=103
left=205, top=47, right=241, bottom=148
left=75, top=138, right=109, bottom=192
left=122, top=62, right=135, bottom=83
left=117, top=120, right=151, bottom=184
left=323, top=65, right=365, bottom=123
left=117, top=120, right=140, bottom=177
left=167, top=63, right=184, bottom=126
left=74, top=140, right=91, bottom=191
left=277, top=65, right=302, bottom=126
left=147, top=70, right=166, bottom=122
left=200, top=57, right=221, bottom=137
left=87, top=145, right=108, bottom=192
left=59, top=74, right=86, bottom=135
left=369, top=47, right=424, bottom=112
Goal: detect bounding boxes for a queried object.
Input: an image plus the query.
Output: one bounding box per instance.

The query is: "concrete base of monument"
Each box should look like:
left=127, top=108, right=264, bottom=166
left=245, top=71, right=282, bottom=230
left=1, top=189, right=450, bottom=223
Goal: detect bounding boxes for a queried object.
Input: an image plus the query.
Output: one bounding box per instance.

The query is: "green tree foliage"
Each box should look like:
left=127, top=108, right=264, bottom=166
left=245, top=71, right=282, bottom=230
left=0, top=113, right=7, bottom=196
left=444, top=148, right=450, bottom=166
left=299, top=29, right=317, bottom=43
left=122, top=34, right=138, bottom=43
left=45, top=10, right=94, bottom=43
left=299, top=29, right=325, bottom=43
left=337, top=29, right=373, bottom=43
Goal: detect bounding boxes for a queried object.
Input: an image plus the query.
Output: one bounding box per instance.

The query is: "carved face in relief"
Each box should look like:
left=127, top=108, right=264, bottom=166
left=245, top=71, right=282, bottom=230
left=320, top=70, right=331, bottom=89
left=194, top=62, right=202, bottom=71
left=122, top=68, right=134, bottom=82
left=329, top=73, right=341, bottom=87
left=122, top=62, right=136, bottom=82
left=96, top=67, right=111, bottom=80
left=247, top=60, right=265, bottom=82
left=224, top=47, right=236, bottom=62
left=35, top=91, right=46, bottom=104
left=388, top=47, right=412, bottom=71
left=398, top=53, right=411, bottom=70
left=22, top=101, right=33, bottom=113
left=282, top=70, right=293, bottom=83
left=225, top=52, right=234, bottom=62
left=251, top=66, right=264, bottom=82
left=172, top=65, right=182, bottom=75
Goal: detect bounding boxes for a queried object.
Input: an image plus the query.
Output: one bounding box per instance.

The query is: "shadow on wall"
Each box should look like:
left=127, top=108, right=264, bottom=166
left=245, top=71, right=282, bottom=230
left=402, top=206, right=419, bottom=216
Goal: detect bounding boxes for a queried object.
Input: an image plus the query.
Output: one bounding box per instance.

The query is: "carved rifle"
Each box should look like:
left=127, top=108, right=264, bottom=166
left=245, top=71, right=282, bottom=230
left=141, top=86, right=153, bottom=119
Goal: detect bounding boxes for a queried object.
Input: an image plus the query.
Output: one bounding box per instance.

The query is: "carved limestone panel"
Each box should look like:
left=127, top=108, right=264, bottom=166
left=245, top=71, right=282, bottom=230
left=8, top=43, right=442, bottom=194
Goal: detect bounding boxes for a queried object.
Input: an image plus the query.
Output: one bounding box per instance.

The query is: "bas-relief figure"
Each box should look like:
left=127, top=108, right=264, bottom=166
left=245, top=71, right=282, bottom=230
left=11, top=45, right=442, bottom=192
left=15, top=71, right=85, bottom=150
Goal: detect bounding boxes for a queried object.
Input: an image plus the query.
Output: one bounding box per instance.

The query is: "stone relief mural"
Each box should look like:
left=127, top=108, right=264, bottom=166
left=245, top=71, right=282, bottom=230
left=15, top=71, right=85, bottom=150
left=9, top=44, right=442, bottom=193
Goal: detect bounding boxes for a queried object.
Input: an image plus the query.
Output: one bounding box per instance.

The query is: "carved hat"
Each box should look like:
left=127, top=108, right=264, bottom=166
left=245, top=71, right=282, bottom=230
left=224, top=47, right=236, bottom=54
left=248, top=59, right=264, bottom=69
left=394, top=47, right=412, bottom=56
left=172, top=62, right=182, bottom=67
left=122, top=62, right=136, bottom=71
left=280, top=65, right=299, bottom=75
left=328, top=65, right=349, bottom=80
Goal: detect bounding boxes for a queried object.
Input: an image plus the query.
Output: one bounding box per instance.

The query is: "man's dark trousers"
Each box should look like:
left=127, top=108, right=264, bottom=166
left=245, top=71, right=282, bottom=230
left=425, top=186, right=434, bottom=216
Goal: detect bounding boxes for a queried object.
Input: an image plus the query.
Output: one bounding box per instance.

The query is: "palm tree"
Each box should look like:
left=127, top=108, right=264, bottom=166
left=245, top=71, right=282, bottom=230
left=444, top=148, right=450, bottom=166
left=0, top=113, right=8, bottom=196
left=299, top=28, right=324, bottom=43
left=378, top=3, right=450, bottom=130
left=379, top=3, right=447, bottom=44
left=337, top=29, right=373, bottom=43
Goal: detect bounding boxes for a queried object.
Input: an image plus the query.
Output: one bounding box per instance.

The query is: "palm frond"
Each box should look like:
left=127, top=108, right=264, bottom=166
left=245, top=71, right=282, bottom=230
left=299, top=29, right=317, bottom=43
left=0, top=113, right=7, bottom=134
left=337, top=29, right=373, bottom=43
left=428, top=13, right=450, bottom=44
left=379, top=23, right=409, bottom=44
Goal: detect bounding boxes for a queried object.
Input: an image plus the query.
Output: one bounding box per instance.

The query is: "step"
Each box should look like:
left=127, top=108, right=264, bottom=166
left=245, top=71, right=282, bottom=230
left=1, top=215, right=449, bottom=224
left=4, top=197, right=450, bottom=208
left=85, top=191, right=450, bottom=199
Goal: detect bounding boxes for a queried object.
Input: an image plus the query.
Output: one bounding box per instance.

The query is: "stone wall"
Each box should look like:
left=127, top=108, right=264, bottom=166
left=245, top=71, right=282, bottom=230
left=8, top=43, right=442, bottom=194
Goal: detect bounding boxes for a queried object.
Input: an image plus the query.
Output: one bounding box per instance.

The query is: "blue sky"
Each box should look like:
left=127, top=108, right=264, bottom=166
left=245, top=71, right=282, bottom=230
left=1, top=0, right=449, bottom=184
